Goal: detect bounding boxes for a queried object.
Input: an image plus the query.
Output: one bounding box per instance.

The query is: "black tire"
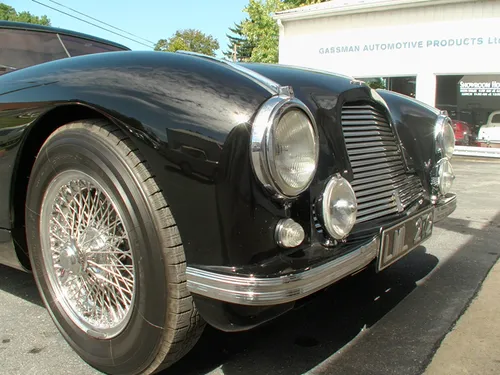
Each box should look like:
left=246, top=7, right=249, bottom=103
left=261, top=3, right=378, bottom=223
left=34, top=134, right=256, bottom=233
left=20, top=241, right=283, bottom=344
left=25, top=119, right=204, bottom=374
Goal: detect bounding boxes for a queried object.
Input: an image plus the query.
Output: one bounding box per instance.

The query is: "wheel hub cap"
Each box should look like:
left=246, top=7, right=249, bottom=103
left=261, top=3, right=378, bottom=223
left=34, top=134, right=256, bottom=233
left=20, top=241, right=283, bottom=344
left=59, top=242, right=82, bottom=275
left=40, top=171, right=136, bottom=339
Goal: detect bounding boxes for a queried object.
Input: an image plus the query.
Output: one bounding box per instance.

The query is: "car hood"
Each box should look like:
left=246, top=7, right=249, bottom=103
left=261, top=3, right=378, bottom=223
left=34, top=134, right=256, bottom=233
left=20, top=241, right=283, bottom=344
left=242, top=63, right=440, bottom=188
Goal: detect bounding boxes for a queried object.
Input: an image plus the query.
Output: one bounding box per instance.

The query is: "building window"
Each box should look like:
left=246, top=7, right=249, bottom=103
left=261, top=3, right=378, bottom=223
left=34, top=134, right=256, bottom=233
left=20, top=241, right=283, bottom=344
left=436, top=74, right=500, bottom=146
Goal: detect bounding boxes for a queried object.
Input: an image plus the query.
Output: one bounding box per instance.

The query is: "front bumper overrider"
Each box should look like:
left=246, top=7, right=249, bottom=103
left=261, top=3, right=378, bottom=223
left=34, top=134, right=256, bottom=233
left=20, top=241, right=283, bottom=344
left=433, top=193, right=457, bottom=223
left=186, top=194, right=457, bottom=306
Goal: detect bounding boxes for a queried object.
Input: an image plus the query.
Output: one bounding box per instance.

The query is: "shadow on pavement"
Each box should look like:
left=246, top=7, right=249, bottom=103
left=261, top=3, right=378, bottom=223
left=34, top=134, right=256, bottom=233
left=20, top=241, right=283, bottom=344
left=0, top=246, right=439, bottom=375
left=165, top=247, right=439, bottom=375
left=2, top=208, right=498, bottom=375
left=2, top=158, right=499, bottom=375
left=0, top=265, right=43, bottom=307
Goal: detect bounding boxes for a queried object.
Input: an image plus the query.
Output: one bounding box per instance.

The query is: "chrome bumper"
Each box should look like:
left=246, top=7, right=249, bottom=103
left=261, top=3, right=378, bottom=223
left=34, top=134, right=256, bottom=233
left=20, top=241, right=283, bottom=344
left=186, top=238, right=379, bottom=306
left=434, top=193, right=457, bottom=223
left=187, top=194, right=457, bottom=306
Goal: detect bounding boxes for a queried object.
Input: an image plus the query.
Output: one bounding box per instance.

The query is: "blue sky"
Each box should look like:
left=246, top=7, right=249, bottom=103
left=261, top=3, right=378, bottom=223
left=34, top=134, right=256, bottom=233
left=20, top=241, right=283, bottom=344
left=8, top=0, right=249, bottom=56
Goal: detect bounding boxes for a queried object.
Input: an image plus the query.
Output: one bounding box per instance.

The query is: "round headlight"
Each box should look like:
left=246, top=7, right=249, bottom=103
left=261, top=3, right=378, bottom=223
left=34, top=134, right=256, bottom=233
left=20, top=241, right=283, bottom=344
left=435, top=116, right=455, bottom=159
left=251, top=96, right=319, bottom=198
left=321, top=176, right=357, bottom=240
left=437, top=158, right=455, bottom=195
left=268, top=109, right=318, bottom=196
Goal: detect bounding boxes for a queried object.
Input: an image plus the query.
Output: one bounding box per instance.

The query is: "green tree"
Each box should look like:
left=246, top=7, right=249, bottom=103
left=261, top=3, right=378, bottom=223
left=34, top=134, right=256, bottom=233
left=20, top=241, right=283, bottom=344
left=365, top=78, right=387, bottom=90
left=240, top=0, right=327, bottom=63
left=155, top=29, right=219, bottom=56
left=283, top=0, right=325, bottom=6
left=0, top=3, right=50, bottom=25
left=241, top=0, right=283, bottom=63
left=223, top=21, right=255, bottom=62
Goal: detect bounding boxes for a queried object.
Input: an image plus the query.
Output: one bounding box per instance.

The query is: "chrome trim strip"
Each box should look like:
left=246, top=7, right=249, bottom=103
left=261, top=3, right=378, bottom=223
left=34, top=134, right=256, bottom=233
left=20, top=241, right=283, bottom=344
left=434, top=193, right=457, bottom=222
left=56, top=33, right=71, bottom=58
left=186, top=238, right=379, bottom=306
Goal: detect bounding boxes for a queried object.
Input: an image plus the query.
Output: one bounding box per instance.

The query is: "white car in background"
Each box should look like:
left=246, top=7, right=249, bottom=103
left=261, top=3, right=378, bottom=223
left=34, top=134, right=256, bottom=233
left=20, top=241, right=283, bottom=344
left=478, top=111, right=500, bottom=147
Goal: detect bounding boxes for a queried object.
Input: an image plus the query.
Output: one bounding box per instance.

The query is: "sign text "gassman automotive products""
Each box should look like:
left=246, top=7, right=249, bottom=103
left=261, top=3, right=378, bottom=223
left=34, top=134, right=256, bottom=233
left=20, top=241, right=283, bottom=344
left=319, top=37, right=500, bottom=55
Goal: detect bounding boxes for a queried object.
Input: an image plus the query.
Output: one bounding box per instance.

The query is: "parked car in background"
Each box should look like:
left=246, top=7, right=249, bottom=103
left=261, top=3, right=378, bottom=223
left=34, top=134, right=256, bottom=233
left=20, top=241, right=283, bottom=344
left=452, top=119, right=474, bottom=145
left=478, top=110, right=500, bottom=147
left=0, top=21, right=457, bottom=374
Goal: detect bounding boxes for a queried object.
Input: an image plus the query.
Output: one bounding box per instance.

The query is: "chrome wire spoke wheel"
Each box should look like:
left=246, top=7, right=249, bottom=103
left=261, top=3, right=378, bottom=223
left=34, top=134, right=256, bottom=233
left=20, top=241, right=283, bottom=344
left=27, top=122, right=204, bottom=373
left=40, top=170, right=135, bottom=339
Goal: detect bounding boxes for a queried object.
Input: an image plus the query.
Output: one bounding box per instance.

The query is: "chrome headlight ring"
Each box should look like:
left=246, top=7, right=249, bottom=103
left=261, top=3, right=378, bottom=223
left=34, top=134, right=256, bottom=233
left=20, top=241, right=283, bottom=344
left=432, top=158, right=456, bottom=196
left=319, top=175, right=358, bottom=240
left=435, top=114, right=455, bottom=159
left=250, top=95, right=319, bottom=198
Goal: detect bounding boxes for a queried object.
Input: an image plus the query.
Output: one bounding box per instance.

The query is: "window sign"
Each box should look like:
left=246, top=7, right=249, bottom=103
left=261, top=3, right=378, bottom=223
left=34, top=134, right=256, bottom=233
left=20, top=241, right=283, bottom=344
left=437, top=75, right=500, bottom=148
left=459, top=80, right=500, bottom=97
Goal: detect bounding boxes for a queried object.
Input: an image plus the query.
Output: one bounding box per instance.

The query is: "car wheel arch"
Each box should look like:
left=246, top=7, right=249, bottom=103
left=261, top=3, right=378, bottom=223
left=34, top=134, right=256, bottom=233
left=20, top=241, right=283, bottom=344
left=10, top=103, right=129, bottom=269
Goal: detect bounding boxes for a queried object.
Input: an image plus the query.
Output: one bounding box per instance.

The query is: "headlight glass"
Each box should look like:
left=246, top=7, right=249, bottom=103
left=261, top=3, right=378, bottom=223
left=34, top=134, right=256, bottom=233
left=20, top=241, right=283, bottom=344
left=269, top=109, right=318, bottom=196
left=436, top=116, right=455, bottom=159
left=250, top=96, right=319, bottom=198
left=437, top=158, right=455, bottom=195
left=322, top=176, right=357, bottom=240
left=442, top=120, right=455, bottom=158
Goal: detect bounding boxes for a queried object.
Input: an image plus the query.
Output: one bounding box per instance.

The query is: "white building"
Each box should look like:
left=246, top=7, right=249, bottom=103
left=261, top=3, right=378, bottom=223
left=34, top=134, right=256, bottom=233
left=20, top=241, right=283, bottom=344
left=275, top=0, right=500, bottom=131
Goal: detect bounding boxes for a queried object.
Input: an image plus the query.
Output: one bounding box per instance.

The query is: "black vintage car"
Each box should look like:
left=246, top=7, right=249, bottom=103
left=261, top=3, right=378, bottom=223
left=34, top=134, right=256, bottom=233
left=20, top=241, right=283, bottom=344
left=0, top=21, right=457, bottom=374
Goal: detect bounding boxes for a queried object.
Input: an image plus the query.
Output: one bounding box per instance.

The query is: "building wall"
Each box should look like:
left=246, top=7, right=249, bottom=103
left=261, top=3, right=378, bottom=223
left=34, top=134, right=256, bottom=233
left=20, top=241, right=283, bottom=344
left=278, top=0, right=500, bottom=106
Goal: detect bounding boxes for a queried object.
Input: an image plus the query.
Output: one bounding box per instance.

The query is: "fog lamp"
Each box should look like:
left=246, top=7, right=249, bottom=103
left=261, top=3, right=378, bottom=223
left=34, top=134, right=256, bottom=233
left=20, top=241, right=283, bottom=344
left=275, top=218, right=305, bottom=248
left=321, top=175, right=357, bottom=240
left=436, top=158, right=455, bottom=195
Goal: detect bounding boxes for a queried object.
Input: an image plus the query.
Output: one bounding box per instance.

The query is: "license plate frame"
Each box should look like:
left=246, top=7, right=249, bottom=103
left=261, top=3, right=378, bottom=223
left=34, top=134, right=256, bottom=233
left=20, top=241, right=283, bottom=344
left=377, top=207, right=435, bottom=271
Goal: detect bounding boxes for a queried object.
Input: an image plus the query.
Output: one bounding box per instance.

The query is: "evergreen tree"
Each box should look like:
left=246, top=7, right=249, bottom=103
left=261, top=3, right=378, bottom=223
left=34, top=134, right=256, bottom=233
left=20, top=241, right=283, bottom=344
left=223, top=21, right=255, bottom=62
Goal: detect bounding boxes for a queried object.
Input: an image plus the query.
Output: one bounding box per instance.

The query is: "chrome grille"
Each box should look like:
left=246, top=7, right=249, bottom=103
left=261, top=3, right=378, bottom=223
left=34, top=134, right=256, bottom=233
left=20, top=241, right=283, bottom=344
left=342, top=103, right=425, bottom=224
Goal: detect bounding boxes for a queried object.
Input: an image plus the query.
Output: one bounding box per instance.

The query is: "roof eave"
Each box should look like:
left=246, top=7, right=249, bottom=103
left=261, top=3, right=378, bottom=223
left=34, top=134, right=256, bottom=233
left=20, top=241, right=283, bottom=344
left=273, top=0, right=472, bottom=21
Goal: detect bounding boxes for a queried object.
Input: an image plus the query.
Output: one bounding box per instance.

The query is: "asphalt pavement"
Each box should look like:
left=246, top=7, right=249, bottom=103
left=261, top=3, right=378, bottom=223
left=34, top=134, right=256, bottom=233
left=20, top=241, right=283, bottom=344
left=0, top=157, right=499, bottom=375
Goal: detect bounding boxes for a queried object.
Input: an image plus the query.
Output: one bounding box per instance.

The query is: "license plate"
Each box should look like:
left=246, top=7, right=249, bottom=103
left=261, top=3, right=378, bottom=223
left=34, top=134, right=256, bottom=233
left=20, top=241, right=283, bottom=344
left=377, top=207, right=434, bottom=271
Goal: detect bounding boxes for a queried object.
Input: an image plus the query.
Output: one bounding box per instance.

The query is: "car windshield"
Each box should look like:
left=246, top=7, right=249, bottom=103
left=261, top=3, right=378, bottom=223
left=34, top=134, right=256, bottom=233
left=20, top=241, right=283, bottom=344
left=0, top=28, right=126, bottom=74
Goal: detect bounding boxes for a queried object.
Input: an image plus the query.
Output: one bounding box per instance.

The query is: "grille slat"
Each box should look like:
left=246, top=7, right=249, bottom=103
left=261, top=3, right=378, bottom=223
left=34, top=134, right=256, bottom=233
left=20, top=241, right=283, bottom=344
left=342, top=114, right=388, bottom=122
left=344, top=130, right=393, bottom=137
left=357, top=207, right=400, bottom=223
left=345, top=135, right=395, bottom=143
left=354, top=182, right=401, bottom=198
left=352, top=173, right=407, bottom=188
left=347, top=145, right=399, bottom=155
left=342, top=121, right=393, bottom=128
left=354, top=178, right=411, bottom=197
left=349, top=151, right=401, bottom=162
left=357, top=190, right=398, bottom=204
left=357, top=202, right=399, bottom=218
left=346, top=141, right=397, bottom=150
left=399, top=177, right=425, bottom=206
left=353, top=166, right=405, bottom=180
left=341, top=103, right=425, bottom=224
left=356, top=196, right=395, bottom=210
left=353, top=160, right=403, bottom=173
